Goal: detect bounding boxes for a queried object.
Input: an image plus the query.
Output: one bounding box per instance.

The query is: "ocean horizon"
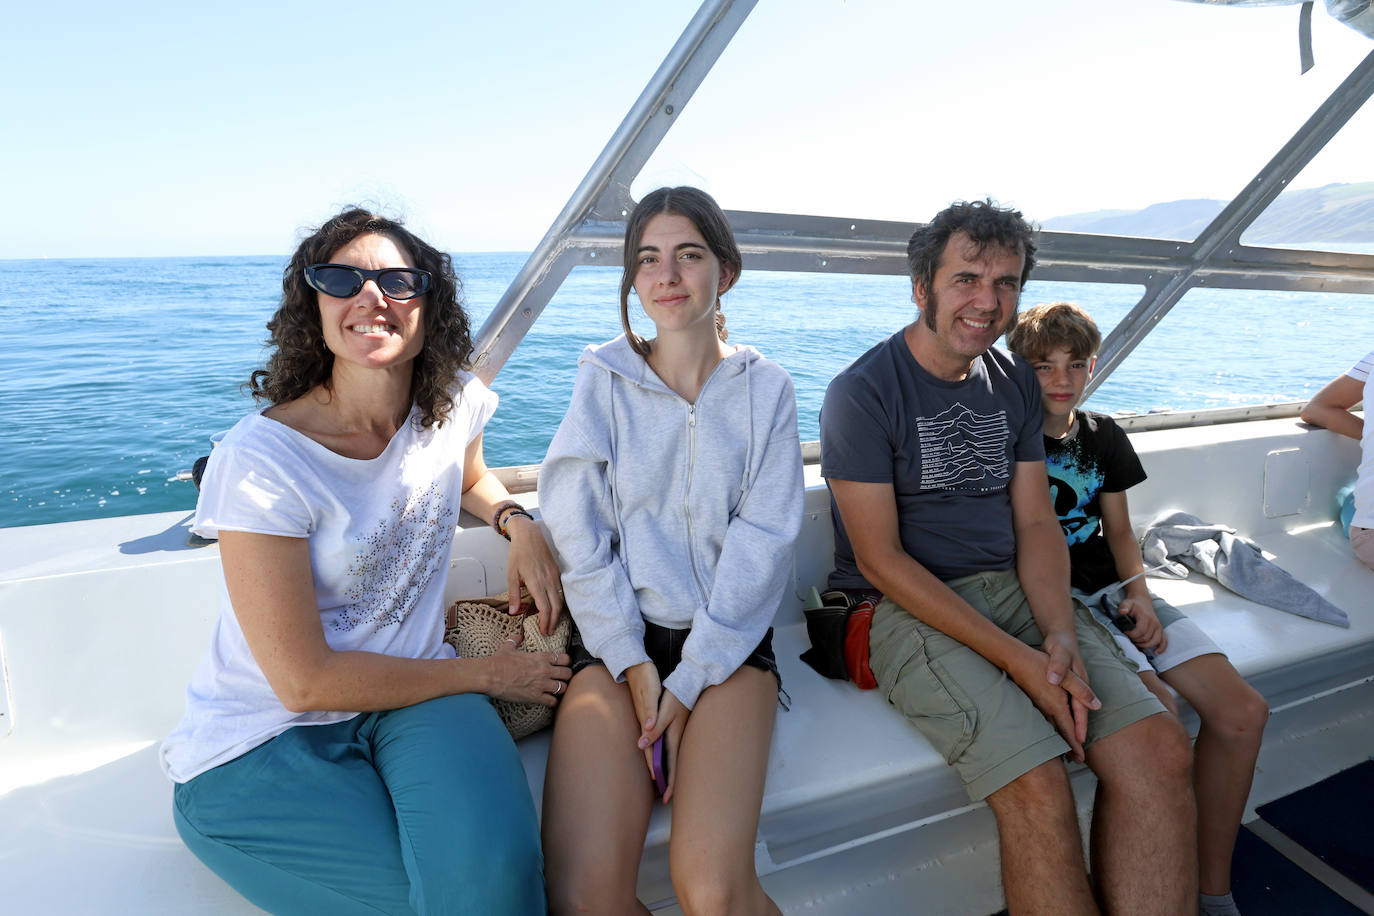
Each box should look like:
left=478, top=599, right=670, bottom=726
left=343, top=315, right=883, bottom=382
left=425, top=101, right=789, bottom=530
left=3, top=252, right=1369, bottom=530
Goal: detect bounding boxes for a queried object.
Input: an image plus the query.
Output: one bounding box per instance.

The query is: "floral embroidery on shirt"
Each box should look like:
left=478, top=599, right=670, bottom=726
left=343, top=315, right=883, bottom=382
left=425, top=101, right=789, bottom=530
left=334, top=480, right=455, bottom=632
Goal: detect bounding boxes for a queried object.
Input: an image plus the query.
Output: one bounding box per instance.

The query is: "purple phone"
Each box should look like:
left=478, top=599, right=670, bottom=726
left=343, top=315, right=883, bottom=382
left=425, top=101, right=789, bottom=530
left=652, top=736, right=669, bottom=797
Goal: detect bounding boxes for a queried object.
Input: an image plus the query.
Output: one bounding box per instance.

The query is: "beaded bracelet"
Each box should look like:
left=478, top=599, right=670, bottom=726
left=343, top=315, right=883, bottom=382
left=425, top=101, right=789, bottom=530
left=497, top=507, right=535, bottom=541
left=491, top=500, right=522, bottom=533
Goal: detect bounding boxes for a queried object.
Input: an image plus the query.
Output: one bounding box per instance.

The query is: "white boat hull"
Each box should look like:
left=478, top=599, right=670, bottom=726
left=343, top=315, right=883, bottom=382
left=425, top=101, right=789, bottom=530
left=1, top=416, right=1369, bottom=914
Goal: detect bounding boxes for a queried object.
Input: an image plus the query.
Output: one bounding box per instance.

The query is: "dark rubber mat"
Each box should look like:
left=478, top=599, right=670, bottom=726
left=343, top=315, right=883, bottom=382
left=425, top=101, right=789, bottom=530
left=1232, top=823, right=1364, bottom=914
left=1255, top=760, right=1374, bottom=896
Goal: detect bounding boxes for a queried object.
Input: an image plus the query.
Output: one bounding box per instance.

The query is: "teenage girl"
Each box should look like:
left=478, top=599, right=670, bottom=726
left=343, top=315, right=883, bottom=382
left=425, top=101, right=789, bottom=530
left=539, top=187, right=803, bottom=915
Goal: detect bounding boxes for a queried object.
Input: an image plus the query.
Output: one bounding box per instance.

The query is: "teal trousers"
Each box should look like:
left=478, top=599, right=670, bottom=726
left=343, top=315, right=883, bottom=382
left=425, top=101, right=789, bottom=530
left=173, top=693, right=546, bottom=915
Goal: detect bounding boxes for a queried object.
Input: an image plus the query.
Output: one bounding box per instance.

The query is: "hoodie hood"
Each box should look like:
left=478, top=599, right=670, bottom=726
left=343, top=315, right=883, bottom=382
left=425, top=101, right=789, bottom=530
left=579, top=334, right=765, bottom=392
left=578, top=335, right=766, bottom=495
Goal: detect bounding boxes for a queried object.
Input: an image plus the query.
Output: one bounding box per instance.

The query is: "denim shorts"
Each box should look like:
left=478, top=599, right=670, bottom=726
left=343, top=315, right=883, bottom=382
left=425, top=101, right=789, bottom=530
left=568, top=620, right=783, bottom=698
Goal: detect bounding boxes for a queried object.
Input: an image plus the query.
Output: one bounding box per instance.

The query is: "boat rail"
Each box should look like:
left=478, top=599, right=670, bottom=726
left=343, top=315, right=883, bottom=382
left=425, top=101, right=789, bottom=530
left=489, top=402, right=1332, bottom=495
left=470, top=0, right=1374, bottom=408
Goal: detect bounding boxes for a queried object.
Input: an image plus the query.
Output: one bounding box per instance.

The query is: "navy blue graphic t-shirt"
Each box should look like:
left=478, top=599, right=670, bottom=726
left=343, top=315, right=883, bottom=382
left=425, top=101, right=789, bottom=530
left=821, top=331, right=1044, bottom=586
left=1043, top=410, right=1146, bottom=593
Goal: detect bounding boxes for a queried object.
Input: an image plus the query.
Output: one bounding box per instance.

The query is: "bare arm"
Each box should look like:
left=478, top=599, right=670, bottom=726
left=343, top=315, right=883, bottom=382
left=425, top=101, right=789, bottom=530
left=1099, top=489, right=1165, bottom=652
left=1098, top=490, right=1146, bottom=589
left=830, top=479, right=1028, bottom=666
left=220, top=530, right=569, bottom=713
left=1300, top=374, right=1364, bottom=440
left=1009, top=460, right=1075, bottom=640
left=459, top=431, right=564, bottom=631
left=1008, top=460, right=1098, bottom=753
left=830, top=476, right=1098, bottom=758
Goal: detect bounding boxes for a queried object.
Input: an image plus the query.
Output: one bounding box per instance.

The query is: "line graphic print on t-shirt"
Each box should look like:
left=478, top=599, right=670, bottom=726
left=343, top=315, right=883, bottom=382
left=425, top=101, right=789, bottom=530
left=916, top=404, right=1009, bottom=490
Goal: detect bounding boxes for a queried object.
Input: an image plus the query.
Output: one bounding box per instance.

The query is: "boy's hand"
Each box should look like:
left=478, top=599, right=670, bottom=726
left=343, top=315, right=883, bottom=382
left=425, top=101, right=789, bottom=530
left=1117, top=595, right=1166, bottom=653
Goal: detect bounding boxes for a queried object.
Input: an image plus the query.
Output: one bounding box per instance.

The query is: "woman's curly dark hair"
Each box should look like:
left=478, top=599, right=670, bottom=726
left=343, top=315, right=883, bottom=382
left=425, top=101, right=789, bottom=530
left=247, top=207, right=473, bottom=428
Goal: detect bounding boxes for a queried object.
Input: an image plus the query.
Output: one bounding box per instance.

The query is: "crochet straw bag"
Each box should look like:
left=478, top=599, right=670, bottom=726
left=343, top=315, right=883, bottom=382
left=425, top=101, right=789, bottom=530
left=444, top=592, right=571, bottom=740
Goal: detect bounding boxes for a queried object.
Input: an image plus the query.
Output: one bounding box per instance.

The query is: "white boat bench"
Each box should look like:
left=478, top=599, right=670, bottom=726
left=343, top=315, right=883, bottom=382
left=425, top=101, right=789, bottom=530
left=1, top=417, right=1369, bottom=914
left=609, top=418, right=1374, bottom=908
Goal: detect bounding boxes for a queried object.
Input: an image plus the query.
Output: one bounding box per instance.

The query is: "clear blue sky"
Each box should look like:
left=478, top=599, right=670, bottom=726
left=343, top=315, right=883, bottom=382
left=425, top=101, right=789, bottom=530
left=4, top=0, right=1371, bottom=259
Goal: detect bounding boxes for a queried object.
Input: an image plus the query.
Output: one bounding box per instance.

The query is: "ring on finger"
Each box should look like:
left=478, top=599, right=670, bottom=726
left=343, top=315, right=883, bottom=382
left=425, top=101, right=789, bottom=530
left=554, top=681, right=565, bottom=696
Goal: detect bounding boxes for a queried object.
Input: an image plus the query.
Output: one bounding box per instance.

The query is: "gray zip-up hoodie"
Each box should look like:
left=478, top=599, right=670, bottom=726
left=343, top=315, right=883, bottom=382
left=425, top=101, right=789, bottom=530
left=539, top=335, right=804, bottom=710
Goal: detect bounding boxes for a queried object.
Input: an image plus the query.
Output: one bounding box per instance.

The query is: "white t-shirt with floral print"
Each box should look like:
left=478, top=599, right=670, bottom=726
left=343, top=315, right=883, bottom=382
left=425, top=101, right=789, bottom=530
left=161, top=375, right=496, bottom=783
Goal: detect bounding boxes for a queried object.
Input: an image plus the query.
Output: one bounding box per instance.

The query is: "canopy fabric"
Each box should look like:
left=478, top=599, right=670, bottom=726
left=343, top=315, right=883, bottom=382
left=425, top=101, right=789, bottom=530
left=1174, top=0, right=1374, bottom=38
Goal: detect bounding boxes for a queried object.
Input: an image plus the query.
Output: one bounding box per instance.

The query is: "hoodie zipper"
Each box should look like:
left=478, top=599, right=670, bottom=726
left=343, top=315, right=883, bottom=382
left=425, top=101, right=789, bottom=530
left=683, top=403, right=711, bottom=603
left=614, top=348, right=741, bottom=608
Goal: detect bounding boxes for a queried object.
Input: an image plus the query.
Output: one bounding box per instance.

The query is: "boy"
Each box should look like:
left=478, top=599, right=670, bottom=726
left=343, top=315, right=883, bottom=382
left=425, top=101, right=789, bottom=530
left=1008, top=302, right=1269, bottom=916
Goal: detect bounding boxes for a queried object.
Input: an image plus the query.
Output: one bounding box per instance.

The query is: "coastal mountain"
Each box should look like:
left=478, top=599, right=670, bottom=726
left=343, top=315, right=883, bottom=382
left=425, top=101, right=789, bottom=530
left=1042, top=181, right=1374, bottom=244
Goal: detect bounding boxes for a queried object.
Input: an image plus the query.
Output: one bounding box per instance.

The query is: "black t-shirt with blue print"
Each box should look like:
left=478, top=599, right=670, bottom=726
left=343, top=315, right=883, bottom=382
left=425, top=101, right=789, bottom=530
left=1043, top=409, right=1146, bottom=593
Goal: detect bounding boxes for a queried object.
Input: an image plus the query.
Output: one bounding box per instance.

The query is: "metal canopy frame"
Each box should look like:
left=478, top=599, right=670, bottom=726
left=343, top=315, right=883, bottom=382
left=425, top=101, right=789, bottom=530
left=473, top=0, right=1374, bottom=406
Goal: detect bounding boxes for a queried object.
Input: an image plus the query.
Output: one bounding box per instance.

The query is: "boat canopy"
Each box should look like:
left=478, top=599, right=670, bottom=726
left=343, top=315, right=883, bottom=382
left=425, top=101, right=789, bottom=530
left=1177, top=0, right=1373, bottom=72
left=472, top=0, right=1374, bottom=410
left=1183, top=0, right=1372, bottom=39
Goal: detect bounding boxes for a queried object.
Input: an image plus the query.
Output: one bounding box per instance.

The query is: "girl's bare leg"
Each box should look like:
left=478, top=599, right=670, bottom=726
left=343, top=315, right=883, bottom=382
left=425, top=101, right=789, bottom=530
left=667, top=665, right=781, bottom=916
left=543, top=665, right=656, bottom=916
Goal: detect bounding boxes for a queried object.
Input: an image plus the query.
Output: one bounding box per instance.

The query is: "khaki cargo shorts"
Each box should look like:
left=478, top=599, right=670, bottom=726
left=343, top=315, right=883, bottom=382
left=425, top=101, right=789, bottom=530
left=869, top=568, right=1165, bottom=801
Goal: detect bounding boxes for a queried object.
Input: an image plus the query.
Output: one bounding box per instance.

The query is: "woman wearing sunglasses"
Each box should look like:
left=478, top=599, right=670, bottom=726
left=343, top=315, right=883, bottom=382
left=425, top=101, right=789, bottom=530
left=538, top=187, right=803, bottom=914
left=160, top=207, right=568, bottom=915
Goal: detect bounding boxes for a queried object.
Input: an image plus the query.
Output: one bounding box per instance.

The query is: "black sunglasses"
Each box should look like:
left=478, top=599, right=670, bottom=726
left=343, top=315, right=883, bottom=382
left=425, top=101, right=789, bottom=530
left=304, top=264, right=432, bottom=301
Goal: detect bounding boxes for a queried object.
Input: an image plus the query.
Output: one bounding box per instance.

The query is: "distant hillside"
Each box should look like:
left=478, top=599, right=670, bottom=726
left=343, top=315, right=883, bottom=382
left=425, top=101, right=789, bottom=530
left=1042, top=181, right=1374, bottom=243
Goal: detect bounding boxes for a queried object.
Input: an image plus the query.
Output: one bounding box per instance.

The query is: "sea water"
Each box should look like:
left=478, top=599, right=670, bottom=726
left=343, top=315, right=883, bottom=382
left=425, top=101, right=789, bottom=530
left=2, top=253, right=1368, bottom=529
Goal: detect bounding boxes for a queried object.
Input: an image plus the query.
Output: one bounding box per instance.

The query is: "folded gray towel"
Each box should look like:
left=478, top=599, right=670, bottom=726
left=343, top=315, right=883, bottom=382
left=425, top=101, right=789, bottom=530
left=1139, top=510, right=1350, bottom=628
